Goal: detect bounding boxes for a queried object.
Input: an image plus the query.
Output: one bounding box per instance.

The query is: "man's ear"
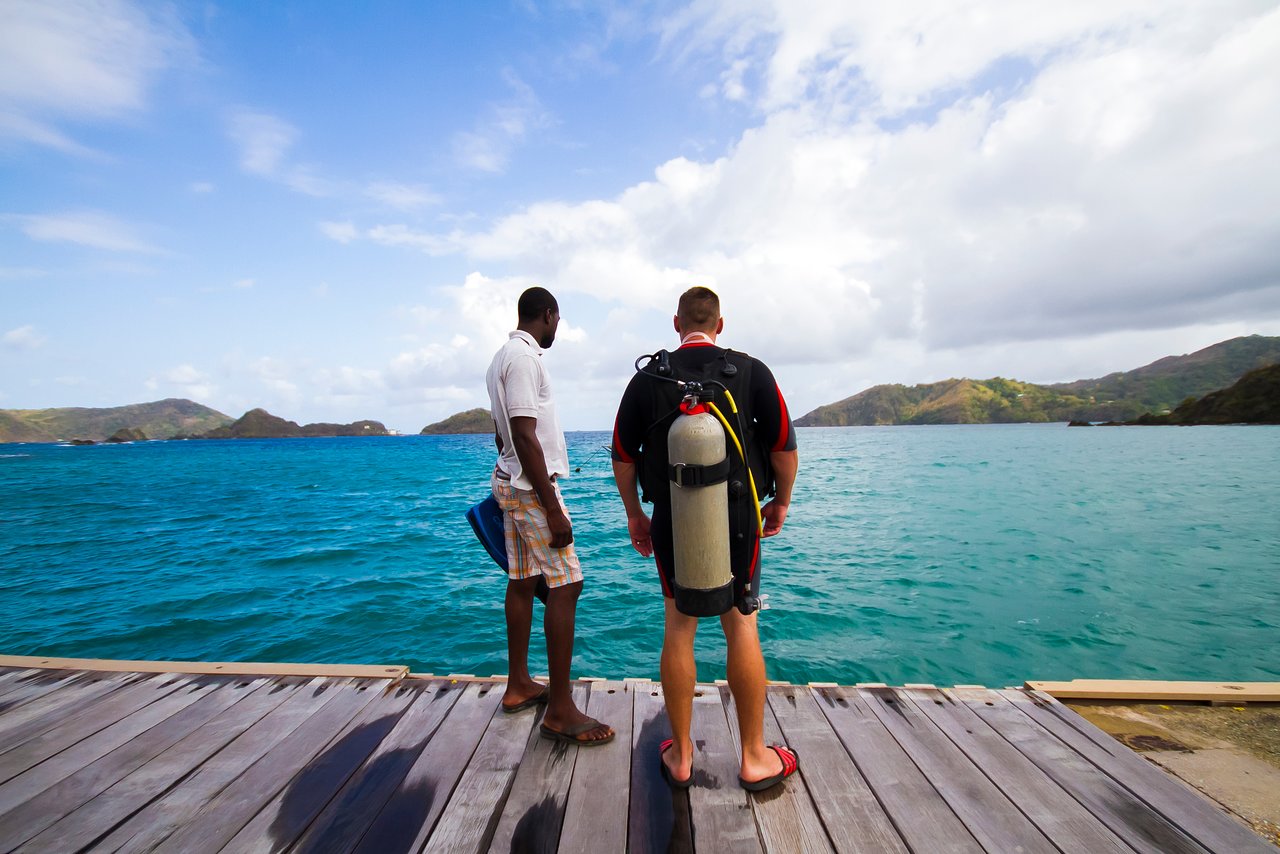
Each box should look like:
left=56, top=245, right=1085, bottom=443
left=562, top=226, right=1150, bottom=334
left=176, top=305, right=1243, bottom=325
left=672, top=315, right=682, bottom=335
left=716, top=317, right=724, bottom=334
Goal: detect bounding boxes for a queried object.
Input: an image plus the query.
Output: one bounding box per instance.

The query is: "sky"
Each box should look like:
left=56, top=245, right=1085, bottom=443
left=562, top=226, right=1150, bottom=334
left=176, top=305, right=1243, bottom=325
left=2, top=0, right=1279, bottom=433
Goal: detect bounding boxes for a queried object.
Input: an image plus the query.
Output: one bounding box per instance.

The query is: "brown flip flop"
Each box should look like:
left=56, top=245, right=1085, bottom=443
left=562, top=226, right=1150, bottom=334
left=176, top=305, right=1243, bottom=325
left=539, top=717, right=615, bottom=746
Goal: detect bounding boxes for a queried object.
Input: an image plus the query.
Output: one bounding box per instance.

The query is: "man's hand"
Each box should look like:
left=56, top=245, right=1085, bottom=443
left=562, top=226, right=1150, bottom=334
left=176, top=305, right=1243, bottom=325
left=761, top=500, right=789, bottom=537
left=547, top=505, right=574, bottom=549
left=627, top=513, right=653, bottom=557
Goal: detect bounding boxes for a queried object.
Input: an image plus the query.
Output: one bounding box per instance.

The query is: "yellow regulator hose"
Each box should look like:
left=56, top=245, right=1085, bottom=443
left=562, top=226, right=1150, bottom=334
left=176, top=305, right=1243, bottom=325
left=707, top=393, right=764, bottom=536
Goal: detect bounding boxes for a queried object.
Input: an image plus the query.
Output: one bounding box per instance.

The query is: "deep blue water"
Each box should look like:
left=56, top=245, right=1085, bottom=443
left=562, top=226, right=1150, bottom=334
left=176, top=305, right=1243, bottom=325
left=1, top=425, right=1276, bottom=687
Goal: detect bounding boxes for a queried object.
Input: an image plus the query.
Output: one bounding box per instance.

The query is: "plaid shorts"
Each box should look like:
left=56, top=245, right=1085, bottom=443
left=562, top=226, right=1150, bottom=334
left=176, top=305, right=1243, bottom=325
left=491, top=471, right=583, bottom=588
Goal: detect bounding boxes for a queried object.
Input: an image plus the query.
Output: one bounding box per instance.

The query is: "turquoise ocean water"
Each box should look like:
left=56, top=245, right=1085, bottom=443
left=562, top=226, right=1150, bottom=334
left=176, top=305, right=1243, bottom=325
left=1, top=425, right=1276, bottom=687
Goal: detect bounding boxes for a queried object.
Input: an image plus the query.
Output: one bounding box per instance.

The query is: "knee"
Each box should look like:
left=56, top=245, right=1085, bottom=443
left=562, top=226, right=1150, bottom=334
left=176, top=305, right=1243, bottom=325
left=508, top=577, right=540, bottom=602
left=547, top=580, right=582, bottom=604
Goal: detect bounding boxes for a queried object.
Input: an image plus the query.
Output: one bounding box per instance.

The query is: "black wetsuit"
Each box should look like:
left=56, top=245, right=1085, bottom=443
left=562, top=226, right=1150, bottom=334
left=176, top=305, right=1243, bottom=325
left=612, top=342, right=796, bottom=606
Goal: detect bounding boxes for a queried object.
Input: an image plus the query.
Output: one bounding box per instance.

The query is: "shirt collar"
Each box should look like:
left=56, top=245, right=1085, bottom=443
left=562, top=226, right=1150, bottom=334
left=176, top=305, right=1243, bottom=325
left=510, top=329, right=543, bottom=353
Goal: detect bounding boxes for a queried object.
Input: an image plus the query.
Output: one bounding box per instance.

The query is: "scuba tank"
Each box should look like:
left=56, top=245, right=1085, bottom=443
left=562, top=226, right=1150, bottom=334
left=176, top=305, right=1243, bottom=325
left=667, top=383, right=735, bottom=617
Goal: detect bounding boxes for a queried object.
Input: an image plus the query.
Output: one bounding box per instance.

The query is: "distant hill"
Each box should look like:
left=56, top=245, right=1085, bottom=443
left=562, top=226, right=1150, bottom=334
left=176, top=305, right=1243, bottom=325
left=420, top=407, right=493, bottom=435
left=0, top=399, right=232, bottom=443
left=198, top=408, right=390, bottom=439
left=1047, top=335, right=1280, bottom=418
left=1127, top=363, right=1280, bottom=425
left=797, top=336, right=1280, bottom=426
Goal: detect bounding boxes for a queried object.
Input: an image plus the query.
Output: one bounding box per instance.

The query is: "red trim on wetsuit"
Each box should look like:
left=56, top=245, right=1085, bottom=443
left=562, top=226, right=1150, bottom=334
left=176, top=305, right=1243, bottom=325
left=771, top=384, right=792, bottom=452
left=677, top=341, right=716, bottom=349
left=746, top=536, right=760, bottom=580
left=611, top=414, right=634, bottom=463
left=655, top=554, right=673, bottom=597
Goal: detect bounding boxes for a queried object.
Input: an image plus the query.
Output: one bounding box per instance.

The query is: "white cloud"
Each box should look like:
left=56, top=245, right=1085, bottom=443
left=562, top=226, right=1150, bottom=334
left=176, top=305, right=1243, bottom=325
left=0, top=0, right=194, bottom=151
left=319, top=221, right=358, bottom=244
left=233, top=278, right=254, bottom=289
left=190, top=181, right=215, bottom=194
left=452, top=70, right=553, bottom=173
left=13, top=211, right=162, bottom=254
left=3, top=325, right=45, bottom=350
left=227, top=110, right=334, bottom=197
left=147, top=363, right=214, bottom=402
left=365, top=182, right=441, bottom=211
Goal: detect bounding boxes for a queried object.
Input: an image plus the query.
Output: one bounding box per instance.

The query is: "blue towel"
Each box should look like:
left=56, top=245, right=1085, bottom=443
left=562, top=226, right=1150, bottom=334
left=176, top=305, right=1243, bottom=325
left=465, top=494, right=549, bottom=603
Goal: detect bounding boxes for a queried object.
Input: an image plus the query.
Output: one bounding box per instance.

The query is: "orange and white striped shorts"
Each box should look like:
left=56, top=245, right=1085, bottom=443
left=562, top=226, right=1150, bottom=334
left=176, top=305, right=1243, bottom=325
left=491, top=471, right=583, bottom=588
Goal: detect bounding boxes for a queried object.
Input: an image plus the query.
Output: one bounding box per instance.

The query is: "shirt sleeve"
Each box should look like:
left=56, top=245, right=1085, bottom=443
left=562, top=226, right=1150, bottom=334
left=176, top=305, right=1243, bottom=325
left=750, top=359, right=797, bottom=452
left=611, top=373, right=646, bottom=463
left=503, top=353, right=541, bottom=419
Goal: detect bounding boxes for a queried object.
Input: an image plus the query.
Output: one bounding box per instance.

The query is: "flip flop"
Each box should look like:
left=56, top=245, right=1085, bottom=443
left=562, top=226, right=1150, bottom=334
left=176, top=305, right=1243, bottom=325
left=659, top=738, right=693, bottom=789
left=739, top=745, right=799, bottom=792
left=501, top=686, right=549, bottom=714
left=539, top=717, right=615, bottom=746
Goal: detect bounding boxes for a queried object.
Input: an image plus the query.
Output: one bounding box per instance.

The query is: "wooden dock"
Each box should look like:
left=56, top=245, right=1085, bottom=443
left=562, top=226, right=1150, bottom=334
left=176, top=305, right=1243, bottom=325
left=0, top=661, right=1273, bottom=853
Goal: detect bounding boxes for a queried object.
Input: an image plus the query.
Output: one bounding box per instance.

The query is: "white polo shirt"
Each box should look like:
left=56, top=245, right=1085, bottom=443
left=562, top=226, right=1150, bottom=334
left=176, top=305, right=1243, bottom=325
left=486, top=330, right=569, bottom=491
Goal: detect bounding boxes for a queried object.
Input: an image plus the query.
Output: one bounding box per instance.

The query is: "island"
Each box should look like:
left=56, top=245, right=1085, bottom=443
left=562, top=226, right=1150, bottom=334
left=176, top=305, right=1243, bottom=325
left=420, top=408, right=493, bottom=435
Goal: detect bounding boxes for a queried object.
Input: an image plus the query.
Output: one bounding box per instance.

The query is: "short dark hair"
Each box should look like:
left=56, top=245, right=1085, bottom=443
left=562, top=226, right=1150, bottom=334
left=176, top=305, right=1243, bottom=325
left=517, top=286, right=558, bottom=321
left=677, top=286, right=720, bottom=329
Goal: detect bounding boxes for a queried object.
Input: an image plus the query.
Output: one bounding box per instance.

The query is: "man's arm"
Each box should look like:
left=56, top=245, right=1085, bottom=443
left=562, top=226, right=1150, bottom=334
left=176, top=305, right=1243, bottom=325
left=611, top=460, right=652, bottom=557
left=494, top=419, right=503, bottom=453
left=761, top=448, right=797, bottom=537
left=509, top=415, right=573, bottom=548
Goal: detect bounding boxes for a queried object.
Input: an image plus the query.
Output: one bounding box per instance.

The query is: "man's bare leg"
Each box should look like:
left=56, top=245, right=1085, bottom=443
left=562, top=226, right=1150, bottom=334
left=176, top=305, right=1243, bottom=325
left=540, top=580, right=612, bottom=741
left=721, top=608, right=784, bottom=783
left=660, top=599, right=699, bottom=781
left=503, top=576, right=545, bottom=708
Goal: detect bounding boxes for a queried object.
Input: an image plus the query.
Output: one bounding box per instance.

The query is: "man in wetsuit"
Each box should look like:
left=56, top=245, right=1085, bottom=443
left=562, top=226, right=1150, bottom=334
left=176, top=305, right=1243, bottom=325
left=611, top=286, right=800, bottom=790
left=488, top=286, right=613, bottom=745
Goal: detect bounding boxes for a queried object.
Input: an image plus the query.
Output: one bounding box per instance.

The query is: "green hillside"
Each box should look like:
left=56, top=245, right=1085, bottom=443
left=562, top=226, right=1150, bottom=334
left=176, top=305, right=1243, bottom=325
left=198, top=409, right=390, bottom=439
left=0, top=399, right=233, bottom=443
left=797, top=335, right=1280, bottom=426
left=1129, top=363, right=1280, bottom=425
left=420, top=407, right=493, bottom=435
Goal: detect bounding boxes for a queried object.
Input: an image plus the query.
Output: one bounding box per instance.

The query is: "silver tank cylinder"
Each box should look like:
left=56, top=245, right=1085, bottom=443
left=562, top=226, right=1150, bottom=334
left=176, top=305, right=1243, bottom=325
left=668, top=410, right=734, bottom=616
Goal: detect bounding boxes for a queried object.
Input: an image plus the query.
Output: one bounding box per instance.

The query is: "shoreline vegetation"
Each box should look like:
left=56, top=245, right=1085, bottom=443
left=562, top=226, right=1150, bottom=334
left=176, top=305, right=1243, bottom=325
left=2, top=335, right=1277, bottom=444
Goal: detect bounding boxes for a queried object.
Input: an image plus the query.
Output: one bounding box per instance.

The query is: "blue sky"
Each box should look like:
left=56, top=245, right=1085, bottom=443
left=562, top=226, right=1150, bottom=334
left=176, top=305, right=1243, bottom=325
left=3, top=1, right=1279, bottom=432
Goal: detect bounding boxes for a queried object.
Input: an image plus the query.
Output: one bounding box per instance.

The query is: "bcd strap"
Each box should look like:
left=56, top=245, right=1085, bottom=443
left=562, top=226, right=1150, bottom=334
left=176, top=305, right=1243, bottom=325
left=669, top=457, right=731, bottom=488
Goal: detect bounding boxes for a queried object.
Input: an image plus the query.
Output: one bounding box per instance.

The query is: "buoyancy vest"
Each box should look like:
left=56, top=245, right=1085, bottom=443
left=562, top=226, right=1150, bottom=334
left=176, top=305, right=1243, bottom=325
left=635, top=349, right=775, bottom=523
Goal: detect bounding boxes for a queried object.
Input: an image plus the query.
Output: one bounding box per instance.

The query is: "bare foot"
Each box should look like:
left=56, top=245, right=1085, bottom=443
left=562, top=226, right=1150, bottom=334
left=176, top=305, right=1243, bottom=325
left=541, top=706, right=614, bottom=742
left=501, top=679, right=547, bottom=711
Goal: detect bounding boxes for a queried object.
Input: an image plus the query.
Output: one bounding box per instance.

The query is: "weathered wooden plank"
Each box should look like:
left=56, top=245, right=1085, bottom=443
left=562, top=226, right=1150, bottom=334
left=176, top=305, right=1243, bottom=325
left=13, top=676, right=300, bottom=854
left=147, top=677, right=384, bottom=853
left=287, top=679, right=461, bottom=852
left=816, top=686, right=983, bottom=854
left=768, top=686, right=906, bottom=854
left=900, top=687, right=1131, bottom=854
left=0, top=674, right=209, bottom=815
left=0, top=653, right=407, bottom=680
left=0, top=676, right=255, bottom=850
left=0, top=670, right=141, bottom=752
left=421, top=684, right=542, bottom=853
left=352, top=680, right=504, bottom=854
left=558, top=680, right=636, bottom=854
left=857, top=686, right=1057, bottom=854
left=719, top=684, right=833, bottom=854
left=102, top=676, right=357, bottom=853
left=627, top=681, right=694, bottom=854
left=217, top=681, right=422, bottom=853
left=685, top=683, right=762, bottom=853
left=954, top=687, right=1205, bottom=854
left=1006, top=688, right=1273, bottom=853
left=1027, top=679, right=1280, bottom=703
left=485, top=682, right=592, bottom=854
left=0, top=669, right=37, bottom=692
left=0, top=668, right=95, bottom=715
left=0, top=672, right=191, bottom=776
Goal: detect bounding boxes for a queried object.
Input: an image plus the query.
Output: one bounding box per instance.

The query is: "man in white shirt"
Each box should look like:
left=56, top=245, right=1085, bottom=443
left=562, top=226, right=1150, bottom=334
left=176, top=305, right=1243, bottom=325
left=486, top=286, right=613, bottom=745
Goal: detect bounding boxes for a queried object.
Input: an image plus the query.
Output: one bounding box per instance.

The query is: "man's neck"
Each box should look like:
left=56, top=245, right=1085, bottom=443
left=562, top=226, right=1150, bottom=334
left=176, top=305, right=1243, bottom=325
left=679, top=330, right=716, bottom=346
